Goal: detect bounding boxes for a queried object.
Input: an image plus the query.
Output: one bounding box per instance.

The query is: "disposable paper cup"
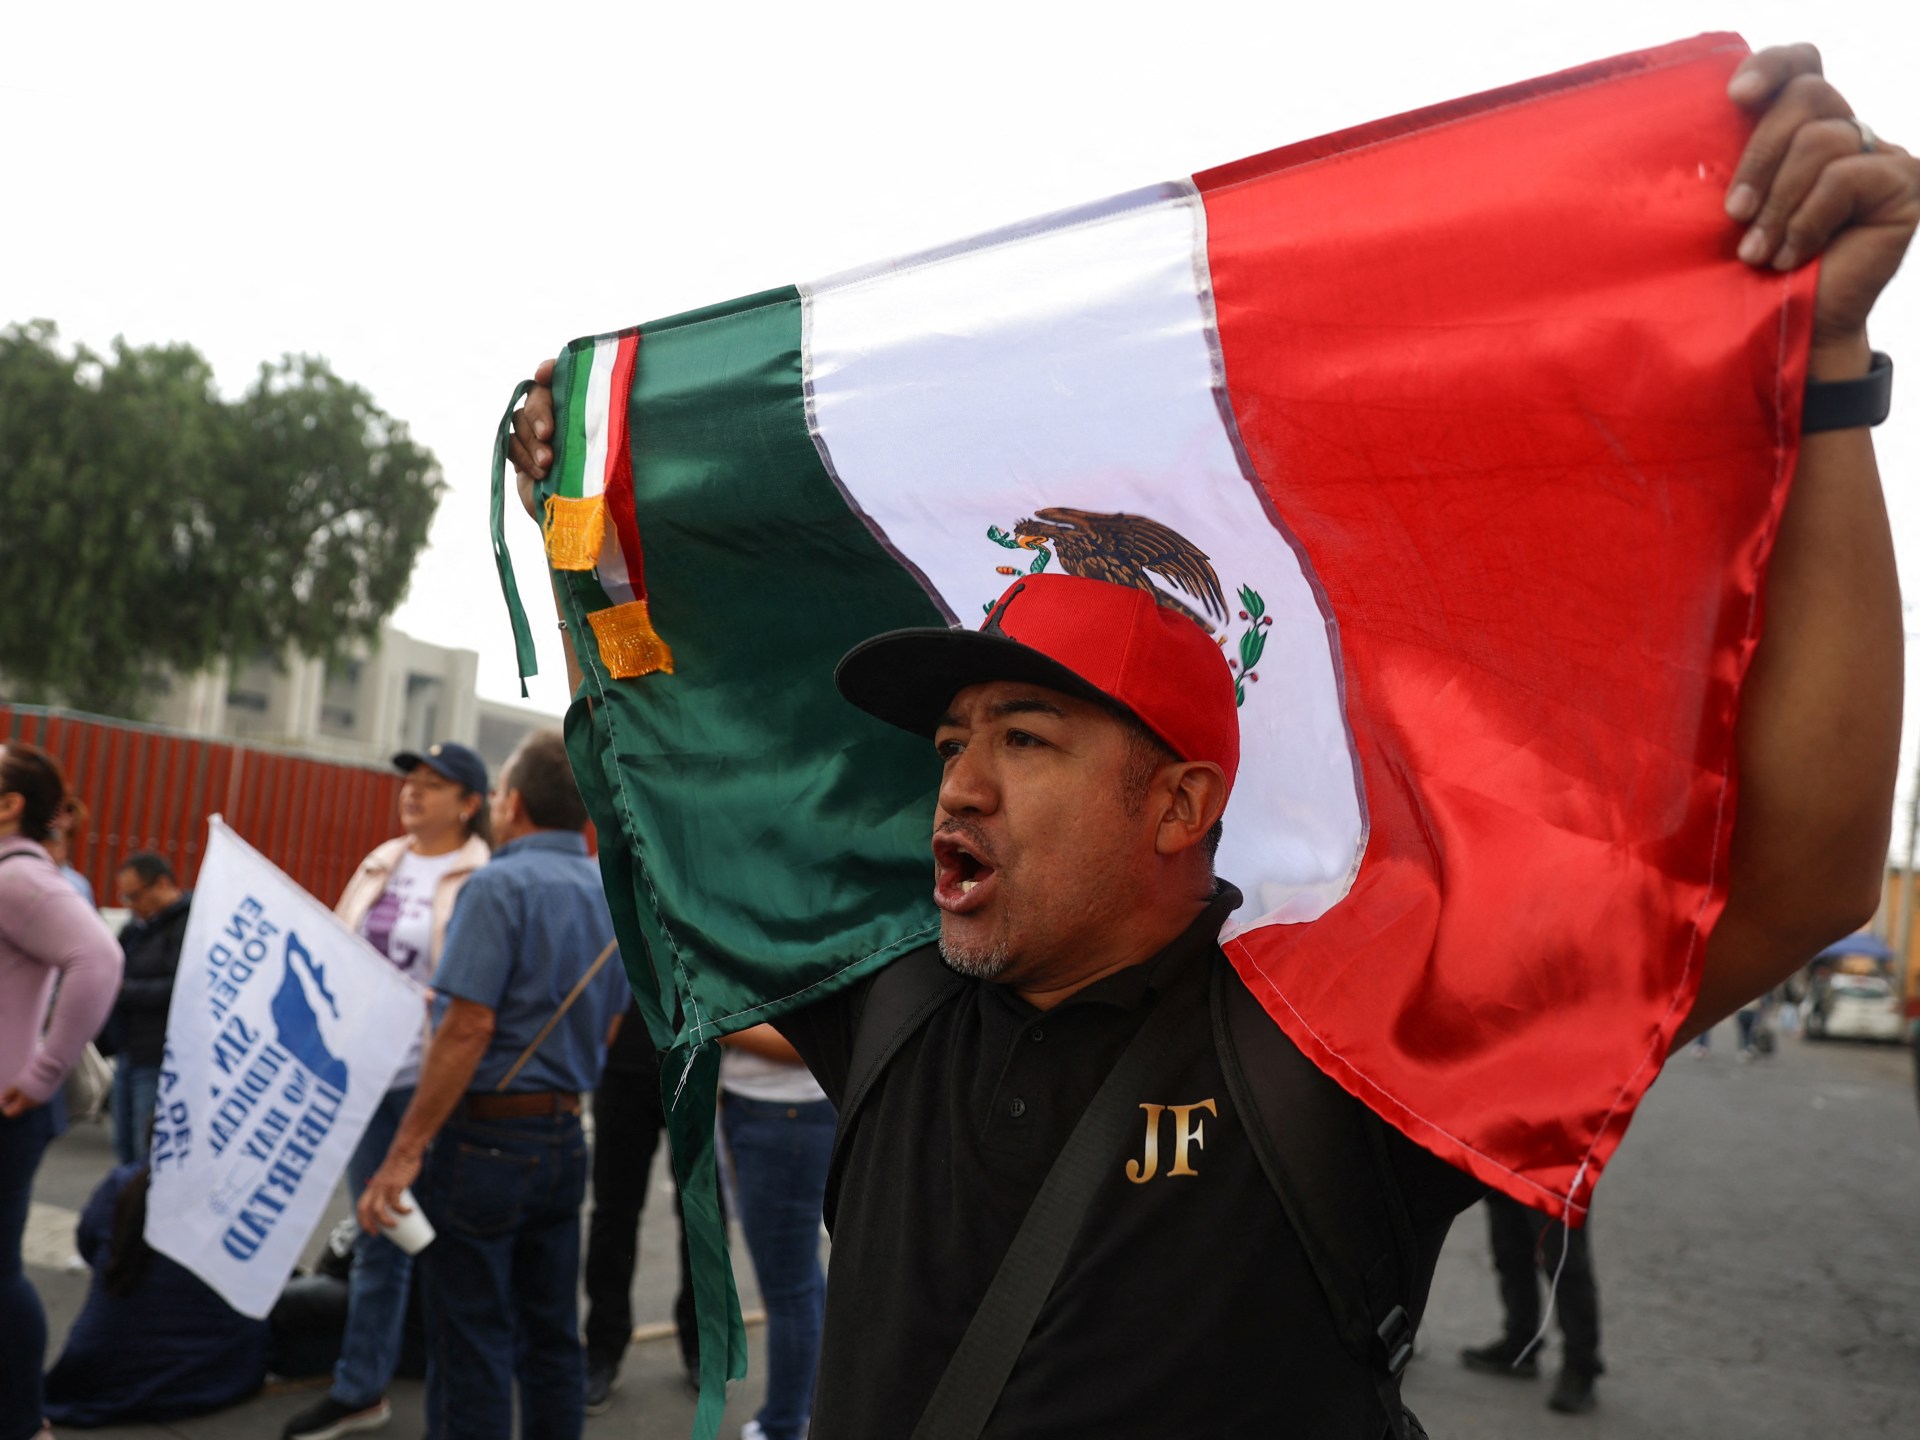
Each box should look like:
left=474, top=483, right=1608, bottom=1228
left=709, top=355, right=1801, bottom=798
left=383, top=1188, right=435, bottom=1255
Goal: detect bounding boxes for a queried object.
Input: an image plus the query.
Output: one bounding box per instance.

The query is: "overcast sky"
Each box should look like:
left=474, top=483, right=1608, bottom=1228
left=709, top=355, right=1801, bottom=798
left=9, top=1, right=1919, bottom=830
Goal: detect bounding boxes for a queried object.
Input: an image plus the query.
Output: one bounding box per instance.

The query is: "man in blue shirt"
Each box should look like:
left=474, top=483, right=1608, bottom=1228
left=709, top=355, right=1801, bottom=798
left=358, top=730, right=631, bottom=1440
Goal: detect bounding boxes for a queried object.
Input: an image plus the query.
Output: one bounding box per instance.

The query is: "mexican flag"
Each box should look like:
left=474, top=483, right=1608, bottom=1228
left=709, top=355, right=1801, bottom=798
left=493, top=32, right=1809, bottom=1426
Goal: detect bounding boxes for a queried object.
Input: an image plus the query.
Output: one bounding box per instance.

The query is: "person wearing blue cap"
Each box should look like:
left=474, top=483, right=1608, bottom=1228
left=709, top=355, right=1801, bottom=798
left=283, top=742, right=491, bottom=1440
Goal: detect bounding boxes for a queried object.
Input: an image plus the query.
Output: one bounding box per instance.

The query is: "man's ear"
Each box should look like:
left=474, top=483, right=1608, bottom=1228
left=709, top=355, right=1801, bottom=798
left=1153, top=763, right=1229, bottom=857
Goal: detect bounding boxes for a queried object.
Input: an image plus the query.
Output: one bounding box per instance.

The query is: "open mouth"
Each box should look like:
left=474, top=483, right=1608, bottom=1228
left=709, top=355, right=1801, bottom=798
left=933, top=831, right=998, bottom=913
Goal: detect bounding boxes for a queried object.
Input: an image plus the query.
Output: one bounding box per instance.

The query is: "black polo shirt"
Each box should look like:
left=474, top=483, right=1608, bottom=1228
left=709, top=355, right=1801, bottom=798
left=780, top=886, right=1483, bottom=1439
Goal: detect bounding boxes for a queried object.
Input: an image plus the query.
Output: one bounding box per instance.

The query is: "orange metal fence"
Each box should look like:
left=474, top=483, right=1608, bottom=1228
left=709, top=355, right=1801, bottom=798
left=2, top=704, right=402, bottom=906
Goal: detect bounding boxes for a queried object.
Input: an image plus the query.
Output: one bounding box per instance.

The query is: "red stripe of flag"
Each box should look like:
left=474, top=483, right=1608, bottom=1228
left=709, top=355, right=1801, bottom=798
left=603, top=330, right=649, bottom=597
left=1197, top=33, right=1815, bottom=1219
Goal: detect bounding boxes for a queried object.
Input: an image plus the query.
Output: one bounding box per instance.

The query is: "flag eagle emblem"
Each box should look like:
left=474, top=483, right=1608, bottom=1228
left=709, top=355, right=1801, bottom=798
left=984, top=507, right=1272, bottom=705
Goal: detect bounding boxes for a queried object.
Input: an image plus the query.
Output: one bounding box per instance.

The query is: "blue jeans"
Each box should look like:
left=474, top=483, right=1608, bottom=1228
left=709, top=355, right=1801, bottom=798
left=2, top=1106, right=56, bottom=1440
left=418, top=1111, right=589, bottom=1440
left=111, top=1062, right=161, bottom=1165
left=722, top=1093, right=835, bottom=1440
left=332, top=1086, right=416, bottom=1408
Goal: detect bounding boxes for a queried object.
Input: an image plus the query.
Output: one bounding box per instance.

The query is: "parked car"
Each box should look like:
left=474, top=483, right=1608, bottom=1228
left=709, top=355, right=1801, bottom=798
left=1804, top=973, right=1907, bottom=1043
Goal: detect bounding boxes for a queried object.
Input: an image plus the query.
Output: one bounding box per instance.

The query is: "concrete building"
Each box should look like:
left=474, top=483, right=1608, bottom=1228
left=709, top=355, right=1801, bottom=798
left=472, top=696, right=567, bottom=779
left=151, top=624, right=557, bottom=780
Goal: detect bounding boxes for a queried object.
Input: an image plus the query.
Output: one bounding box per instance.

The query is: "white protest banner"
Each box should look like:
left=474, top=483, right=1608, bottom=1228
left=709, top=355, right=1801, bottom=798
left=145, top=817, right=425, bottom=1318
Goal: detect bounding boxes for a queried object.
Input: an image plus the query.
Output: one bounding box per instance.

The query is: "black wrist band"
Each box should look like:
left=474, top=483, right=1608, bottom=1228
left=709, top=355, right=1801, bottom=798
left=1803, top=350, right=1893, bottom=433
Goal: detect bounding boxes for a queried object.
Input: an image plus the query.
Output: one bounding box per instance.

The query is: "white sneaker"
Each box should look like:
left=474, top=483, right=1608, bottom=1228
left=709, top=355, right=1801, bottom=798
left=741, top=1423, right=768, bottom=1440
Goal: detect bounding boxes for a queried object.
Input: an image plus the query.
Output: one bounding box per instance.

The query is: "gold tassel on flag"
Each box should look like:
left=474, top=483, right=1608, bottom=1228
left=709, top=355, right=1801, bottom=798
left=544, top=494, right=606, bottom=571
left=588, top=599, right=674, bottom=678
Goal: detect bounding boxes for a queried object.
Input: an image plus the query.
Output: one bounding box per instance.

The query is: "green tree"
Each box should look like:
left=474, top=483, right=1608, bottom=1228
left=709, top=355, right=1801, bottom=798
left=0, top=321, right=443, bottom=717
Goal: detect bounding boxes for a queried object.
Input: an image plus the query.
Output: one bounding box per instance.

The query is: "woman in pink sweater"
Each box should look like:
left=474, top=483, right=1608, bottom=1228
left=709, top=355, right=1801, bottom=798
left=1, top=743, right=121, bottom=1440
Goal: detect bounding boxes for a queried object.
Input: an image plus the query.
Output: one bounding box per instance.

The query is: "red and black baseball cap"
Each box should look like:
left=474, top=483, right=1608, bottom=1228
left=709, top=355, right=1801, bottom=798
left=835, top=573, right=1241, bottom=790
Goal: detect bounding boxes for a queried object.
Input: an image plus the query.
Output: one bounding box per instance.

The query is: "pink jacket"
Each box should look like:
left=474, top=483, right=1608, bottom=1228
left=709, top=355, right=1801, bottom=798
left=1, top=836, right=122, bottom=1102
left=334, top=833, right=491, bottom=980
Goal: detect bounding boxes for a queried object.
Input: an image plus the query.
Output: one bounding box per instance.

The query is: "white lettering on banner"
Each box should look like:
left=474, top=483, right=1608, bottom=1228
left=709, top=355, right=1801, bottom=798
left=145, top=819, right=426, bottom=1319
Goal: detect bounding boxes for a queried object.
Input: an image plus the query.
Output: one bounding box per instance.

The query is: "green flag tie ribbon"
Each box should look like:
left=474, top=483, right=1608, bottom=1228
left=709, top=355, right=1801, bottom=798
left=490, top=378, right=539, bottom=696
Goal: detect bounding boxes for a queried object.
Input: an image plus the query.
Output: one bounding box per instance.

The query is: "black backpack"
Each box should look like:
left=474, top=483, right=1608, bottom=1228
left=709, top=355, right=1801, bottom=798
left=828, top=944, right=1436, bottom=1440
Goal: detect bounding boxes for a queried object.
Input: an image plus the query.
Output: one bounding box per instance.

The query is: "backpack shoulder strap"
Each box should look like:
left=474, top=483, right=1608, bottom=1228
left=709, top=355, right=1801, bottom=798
left=1212, top=961, right=1427, bottom=1440
left=823, top=945, right=964, bottom=1231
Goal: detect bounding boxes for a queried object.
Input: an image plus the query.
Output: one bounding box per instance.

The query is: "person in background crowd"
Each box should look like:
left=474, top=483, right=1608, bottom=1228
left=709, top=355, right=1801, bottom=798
left=41, top=1160, right=269, bottom=1427
left=1, top=742, right=122, bottom=1440
left=582, top=999, right=701, bottom=1414
left=282, top=742, right=491, bottom=1440
left=38, top=799, right=96, bottom=1141
left=269, top=1221, right=429, bottom=1388
left=46, top=800, right=92, bottom=905
left=717, top=1026, right=834, bottom=1440
left=1460, top=1192, right=1605, bottom=1415
left=358, top=730, right=630, bottom=1440
left=104, top=852, right=191, bottom=1165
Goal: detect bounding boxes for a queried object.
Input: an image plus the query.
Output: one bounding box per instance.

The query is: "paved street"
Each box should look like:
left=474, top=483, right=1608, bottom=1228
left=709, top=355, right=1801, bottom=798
left=23, top=1015, right=1920, bottom=1438
left=1407, top=1019, right=1920, bottom=1437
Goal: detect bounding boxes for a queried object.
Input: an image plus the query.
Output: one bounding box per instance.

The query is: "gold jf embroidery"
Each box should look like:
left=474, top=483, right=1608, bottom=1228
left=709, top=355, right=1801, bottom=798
left=1124, top=1099, right=1218, bottom=1184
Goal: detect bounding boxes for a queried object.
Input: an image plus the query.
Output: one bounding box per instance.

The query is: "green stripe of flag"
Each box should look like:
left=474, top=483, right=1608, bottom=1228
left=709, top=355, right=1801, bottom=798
left=554, top=285, right=949, bottom=1440
left=555, top=335, right=593, bottom=500
left=559, top=285, right=945, bottom=1047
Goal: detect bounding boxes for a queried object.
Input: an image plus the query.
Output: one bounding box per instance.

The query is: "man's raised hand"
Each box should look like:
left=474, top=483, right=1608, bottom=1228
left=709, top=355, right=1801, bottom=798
left=508, top=358, right=559, bottom=519
left=1726, top=44, right=1919, bottom=373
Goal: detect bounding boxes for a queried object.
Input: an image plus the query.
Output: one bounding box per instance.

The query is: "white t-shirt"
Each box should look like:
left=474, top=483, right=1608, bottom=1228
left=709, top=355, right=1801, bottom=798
left=720, top=1047, right=827, bottom=1105
left=360, top=846, right=462, bottom=1087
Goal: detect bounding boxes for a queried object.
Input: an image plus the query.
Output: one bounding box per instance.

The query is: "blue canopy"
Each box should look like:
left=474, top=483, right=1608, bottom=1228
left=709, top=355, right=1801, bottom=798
left=1815, top=932, right=1894, bottom=962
